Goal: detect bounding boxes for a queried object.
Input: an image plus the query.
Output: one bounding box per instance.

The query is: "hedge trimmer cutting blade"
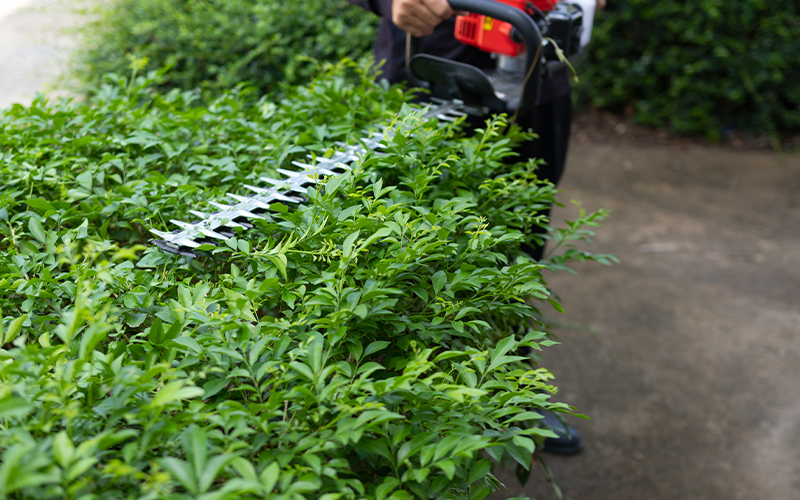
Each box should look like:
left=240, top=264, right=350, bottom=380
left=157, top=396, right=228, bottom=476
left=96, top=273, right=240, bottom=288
left=149, top=100, right=471, bottom=257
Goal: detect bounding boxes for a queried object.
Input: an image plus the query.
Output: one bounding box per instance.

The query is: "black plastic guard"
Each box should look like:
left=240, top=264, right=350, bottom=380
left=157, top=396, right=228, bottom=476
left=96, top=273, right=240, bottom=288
left=409, top=54, right=506, bottom=113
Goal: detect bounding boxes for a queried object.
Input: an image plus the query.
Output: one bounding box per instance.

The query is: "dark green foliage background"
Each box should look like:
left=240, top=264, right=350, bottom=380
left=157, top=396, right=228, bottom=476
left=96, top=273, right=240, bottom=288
left=581, top=0, right=800, bottom=138
left=81, top=0, right=799, bottom=138
left=80, top=0, right=377, bottom=95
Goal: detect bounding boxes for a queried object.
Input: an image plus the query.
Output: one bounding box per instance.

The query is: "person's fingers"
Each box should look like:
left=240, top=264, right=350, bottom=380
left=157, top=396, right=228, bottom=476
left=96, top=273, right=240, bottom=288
left=422, top=0, right=455, bottom=19
left=394, top=11, right=436, bottom=36
left=405, top=20, right=435, bottom=37
left=596, top=0, right=606, bottom=9
left=393, top=0, right=440, bottom=35
left=410, top=2, right=444, bottom=28
left=397, top=14, right=435, bottom=37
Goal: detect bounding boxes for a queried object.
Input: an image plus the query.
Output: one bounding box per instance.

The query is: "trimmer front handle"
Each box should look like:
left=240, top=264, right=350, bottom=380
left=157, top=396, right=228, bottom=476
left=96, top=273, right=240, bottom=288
left=405, top=0, right=544, bottom=115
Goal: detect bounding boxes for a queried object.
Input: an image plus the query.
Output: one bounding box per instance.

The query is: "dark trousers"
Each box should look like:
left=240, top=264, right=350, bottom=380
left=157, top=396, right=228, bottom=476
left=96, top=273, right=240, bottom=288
left=516, top=92, right=573, bottom=261
left=515, top=92, right=573, bottom=190
left=465, top=92, right=573, bottom=260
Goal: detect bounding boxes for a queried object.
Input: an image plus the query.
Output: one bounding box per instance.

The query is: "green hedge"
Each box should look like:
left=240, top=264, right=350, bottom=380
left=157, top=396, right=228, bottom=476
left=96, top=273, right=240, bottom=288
left=80, top=0, right=376, bottom=95
left=581, top=0, right=800, bottom=138
left=0, top=65, right=612, bottom=498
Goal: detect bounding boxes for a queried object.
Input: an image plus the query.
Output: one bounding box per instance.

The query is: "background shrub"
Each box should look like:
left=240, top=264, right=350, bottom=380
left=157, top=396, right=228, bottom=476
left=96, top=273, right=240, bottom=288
left=0, top=66, right=611, bottom=498
left=81, top=0, right=800, bottom=139
left=80, top=0, right=376, bottom=96
left=580, top=0, right=800, bottom=139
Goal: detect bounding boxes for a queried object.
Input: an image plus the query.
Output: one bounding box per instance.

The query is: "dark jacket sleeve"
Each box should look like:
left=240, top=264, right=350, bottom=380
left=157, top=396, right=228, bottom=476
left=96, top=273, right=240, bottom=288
left=347, top=0, right=392, bottom=17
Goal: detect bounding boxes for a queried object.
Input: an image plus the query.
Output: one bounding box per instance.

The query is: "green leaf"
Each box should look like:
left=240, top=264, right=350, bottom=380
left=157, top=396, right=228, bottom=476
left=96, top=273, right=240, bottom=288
left=169, top=336, right=203, bottom=355
left=25, top=198, right=55, bottom=212
left=3, top=314, right=26, bottom=344
left=342, top=230, right=360, bottom=260
left=488, top=336, right=520, bottom=372
left=307, top=333, right=324, bottom=374
left=52, top=432, right=74, bottom=468
left=28, top=217, right=46, bottom=244
left=364, top=340, right=390, bottom=358
left=0, top=398, right=33, bottom=420
left=67, top=457, right=98, bottom=482
left=356, top=227, right=392, bottom=252
left=199, top=454, right=235, bottom=493
left=431, top=270, right=446, bottom=295
left=435, top=460, right=456, bottom=480
left=148, top=317, right=165, bottom=345
left=375, top=477, right=399, bottom=500
left=159, top=457, right=198, bottom=495
left=353, top=304, right=368, bottom=319
left=547, top=297, right=566, bottom=314
left=469, top=483, right=493, bottom=500
left=433, top=434, right=460, bottom=461
left=468, top=458, right=491, bottom=483
left=324, top=170, right=347, bottom=196
left=290, top=361, right=315, bottom=381
left=359, top=440, right=392, bottom=461
left=512, top=435, right=535, bottom=454
left=433, top=350, right=468, bottom=362
left=203, top=379, right=228, bottom=398
left=150, top=382, right=204, bottom=408
left=125, top=313, right=147, bottom=328
left=230, top=457, right=258, bottom=482
left=183, top=427, right=207, bottom=482
left=259, top=462, right=280, bottom=493
left=267, top=254, right=288, bottom=280
left=346, top=339, right=364, bottom=361
left=505, top=411, right=545, bottom=424
left=504, top=440, right=532, bottom=470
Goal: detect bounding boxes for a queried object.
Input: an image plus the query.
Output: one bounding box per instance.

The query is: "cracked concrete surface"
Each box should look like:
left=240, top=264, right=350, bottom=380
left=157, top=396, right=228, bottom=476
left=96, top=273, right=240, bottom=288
left=2, top=3, right=799, bottom=498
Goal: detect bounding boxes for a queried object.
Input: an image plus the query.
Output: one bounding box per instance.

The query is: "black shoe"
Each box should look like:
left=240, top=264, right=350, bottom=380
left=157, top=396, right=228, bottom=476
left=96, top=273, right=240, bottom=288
left=538, top=410, right=584, bottom=456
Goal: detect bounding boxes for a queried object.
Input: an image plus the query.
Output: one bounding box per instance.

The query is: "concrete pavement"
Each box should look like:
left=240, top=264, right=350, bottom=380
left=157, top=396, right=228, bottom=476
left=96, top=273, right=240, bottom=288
left=498, top=144, right=800, bottom=500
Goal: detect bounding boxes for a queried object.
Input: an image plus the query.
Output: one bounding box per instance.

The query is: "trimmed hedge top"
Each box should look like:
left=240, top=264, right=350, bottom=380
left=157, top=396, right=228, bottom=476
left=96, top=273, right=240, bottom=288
left=0, top=65, right=612, bottom=499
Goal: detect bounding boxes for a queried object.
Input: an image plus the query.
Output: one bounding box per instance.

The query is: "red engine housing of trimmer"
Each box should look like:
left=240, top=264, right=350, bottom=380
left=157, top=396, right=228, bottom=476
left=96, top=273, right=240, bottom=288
left=454, top=0, right=559, bottom=57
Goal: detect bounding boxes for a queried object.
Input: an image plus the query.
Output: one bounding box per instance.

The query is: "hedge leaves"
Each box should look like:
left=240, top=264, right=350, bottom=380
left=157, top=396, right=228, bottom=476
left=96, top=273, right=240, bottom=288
left=0, top=65, right=612, bottom=498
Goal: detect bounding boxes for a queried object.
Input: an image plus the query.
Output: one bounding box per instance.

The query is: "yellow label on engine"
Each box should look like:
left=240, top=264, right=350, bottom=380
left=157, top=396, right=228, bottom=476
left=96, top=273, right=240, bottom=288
left=483, top=17, right=493, bottom=31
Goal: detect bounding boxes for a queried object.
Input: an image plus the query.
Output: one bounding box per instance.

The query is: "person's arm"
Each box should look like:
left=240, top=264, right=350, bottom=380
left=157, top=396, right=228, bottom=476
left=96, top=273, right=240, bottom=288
left=352, top=0, right=605, bottom=34
left=348, top=0, right=455, bottom=37
left=346, top=0, right=391, bottom=17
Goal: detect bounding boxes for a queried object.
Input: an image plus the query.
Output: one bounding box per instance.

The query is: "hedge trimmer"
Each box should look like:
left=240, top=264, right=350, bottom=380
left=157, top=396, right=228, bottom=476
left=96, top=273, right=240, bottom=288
left=149, top=100, right=471, bottom=257
left=150, top=0, right=590, bottom=257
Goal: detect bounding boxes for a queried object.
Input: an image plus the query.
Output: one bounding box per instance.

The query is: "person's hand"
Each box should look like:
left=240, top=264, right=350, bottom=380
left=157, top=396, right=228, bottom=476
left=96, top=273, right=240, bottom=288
left=392, top=0, right=454, bottom=37
left=596, top=0, right=606, bottom=9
